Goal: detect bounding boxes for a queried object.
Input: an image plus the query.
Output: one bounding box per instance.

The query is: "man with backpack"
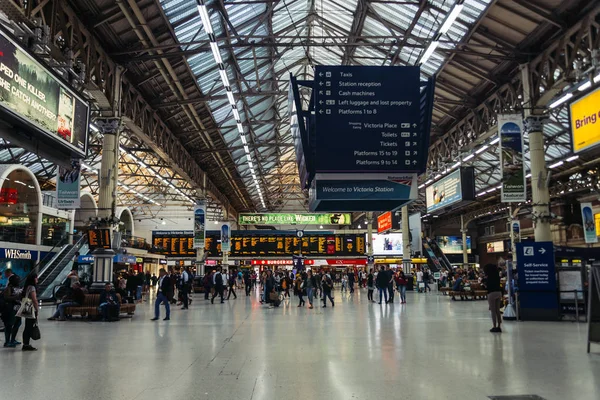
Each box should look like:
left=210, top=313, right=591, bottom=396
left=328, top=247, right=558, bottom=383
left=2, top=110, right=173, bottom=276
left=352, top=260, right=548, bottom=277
left=203, top=270, right=213, bottom=300
left=321, top=273, right=335, bottom=308
left=211, top=266, right=225, bottom=304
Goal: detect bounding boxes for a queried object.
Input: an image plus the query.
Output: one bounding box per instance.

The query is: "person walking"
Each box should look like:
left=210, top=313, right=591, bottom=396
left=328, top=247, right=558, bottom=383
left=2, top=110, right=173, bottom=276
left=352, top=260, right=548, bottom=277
left=151, top=269, right=172, bottom=321
left=348, top=269, right=355, bottom=294
left=2, top=274, right=22, bottom=348
left=305, top=270, right=316, bottom=309
left=423, top=268, right=431, bottom=292
left=416, top=268, right=424, bottom=293
left=211, top=267, right=225, bottom=304
left=20, top=273, right=40, bottom=351
left=397, top=271, right=408, bottom=304
left=227, top=269, right=237, bottom=300
left=367, top=269, right=375, bottom=303
left=484, top=263, right=503, bottom=333
left=296, top=274, right=305, bottom=307
left=341, top=274, right=347, bottom=293
left=376, top=265, right=388, bottom=304
left=386, top=266, right=395, bottom=303
left=180, top=267, right=190, bottom=310
left=321, top=273, right=335, bottom=308
left=243, top=269, right=252, bottom=296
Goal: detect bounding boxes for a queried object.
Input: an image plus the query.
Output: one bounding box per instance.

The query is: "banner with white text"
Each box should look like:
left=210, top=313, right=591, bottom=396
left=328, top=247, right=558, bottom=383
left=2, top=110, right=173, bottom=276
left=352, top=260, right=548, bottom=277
left=498, top=114, right=526, bottom=202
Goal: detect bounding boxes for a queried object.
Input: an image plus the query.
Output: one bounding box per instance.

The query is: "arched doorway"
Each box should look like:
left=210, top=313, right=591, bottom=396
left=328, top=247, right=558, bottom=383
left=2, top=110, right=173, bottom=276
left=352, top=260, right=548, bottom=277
left=74, top=192, right=98, bottom=231
left=0, top=165, right=42, bottom=245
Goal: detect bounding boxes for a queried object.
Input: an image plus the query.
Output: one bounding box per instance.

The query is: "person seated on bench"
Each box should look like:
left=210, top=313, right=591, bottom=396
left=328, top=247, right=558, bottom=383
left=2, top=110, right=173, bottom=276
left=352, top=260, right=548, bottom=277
left=452, top=274, right=466, bottom=300
left=99, top=283, right=120, bottom=322
left=48, top=282, right=86, bottom=321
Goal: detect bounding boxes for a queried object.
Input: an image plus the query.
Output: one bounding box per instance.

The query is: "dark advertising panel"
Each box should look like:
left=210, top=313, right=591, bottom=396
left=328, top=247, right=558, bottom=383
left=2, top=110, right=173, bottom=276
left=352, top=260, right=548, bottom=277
left=0, top=27, right=89, bottom=157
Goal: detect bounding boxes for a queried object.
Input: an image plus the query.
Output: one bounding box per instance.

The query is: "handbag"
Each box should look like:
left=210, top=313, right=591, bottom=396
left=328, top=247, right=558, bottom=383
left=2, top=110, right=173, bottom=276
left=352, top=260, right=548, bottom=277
left=16, top=288, right=36, bottom=319
left=31, top=321, right=41, bottom=341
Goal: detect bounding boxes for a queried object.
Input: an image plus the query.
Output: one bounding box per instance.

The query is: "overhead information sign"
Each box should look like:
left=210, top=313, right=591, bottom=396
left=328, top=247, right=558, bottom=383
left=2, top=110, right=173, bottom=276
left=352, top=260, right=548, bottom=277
left=570, top=86, right=600, bottom=153
left=314, top=65, right=424, bottom=172
left=88, top=229, right=111, bottom=250
left=0, top=27, right=89, bottom=157
left=238, top=213, right=352, bottom=225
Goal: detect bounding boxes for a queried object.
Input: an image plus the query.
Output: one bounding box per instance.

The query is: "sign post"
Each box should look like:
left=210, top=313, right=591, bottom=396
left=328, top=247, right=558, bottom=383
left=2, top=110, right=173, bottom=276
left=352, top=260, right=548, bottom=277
left=516, top=242, right=559, bottom=321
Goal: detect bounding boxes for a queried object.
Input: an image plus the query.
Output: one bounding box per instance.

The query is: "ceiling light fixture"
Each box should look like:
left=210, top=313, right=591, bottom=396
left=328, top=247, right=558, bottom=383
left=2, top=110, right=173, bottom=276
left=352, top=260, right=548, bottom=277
left=548, top=161, right=564, bottom=169
left=549, top=93, right=573, bottom=109
left=463, top=154, right=475, bottom=162
left=490, top=137, right=500, bottom=145
left=566, top=155, right=579, bottom=162
left=439, top=3, right=464, bottom=34
left=475, top=145, right=489, bottom=154
left=420, top=41, right=439, bottom=65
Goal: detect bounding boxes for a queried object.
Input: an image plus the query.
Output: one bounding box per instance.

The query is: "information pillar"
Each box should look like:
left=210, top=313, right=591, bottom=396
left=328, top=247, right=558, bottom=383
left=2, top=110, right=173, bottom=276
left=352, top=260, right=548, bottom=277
left=402, top=206, right=411, bottom=274
left=526, top=116, right=552, bottom=242
left=91, top=118, right=121, bottom=292
left=461, top=215, right=468, bottom=269
left=366, top=212, right=374, bottom=272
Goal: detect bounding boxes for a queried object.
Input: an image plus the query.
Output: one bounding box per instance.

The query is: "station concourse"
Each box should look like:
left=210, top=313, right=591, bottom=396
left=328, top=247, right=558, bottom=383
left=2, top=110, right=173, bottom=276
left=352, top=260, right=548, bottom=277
left=1, top=1, right=600, bottom=400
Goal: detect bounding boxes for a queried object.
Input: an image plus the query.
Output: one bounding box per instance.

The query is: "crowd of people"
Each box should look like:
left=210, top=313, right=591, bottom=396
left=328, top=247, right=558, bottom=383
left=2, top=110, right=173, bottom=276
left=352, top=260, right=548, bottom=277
left=1, top=261, right=510, bottom=351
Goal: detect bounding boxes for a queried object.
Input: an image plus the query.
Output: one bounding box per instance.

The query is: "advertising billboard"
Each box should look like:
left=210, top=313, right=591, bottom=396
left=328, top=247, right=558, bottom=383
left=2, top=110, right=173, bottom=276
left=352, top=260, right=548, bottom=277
left=436, top=236, right=471, bottom=254
left=193, top=201, right=206, bottom=249
left=498, top=114, right=526, bottom=202
left=581, top=202, right=598, bottom=244
left=486, top=241, right=505, bottom=253
left=369, top=233, right=403, bottom=256
left=426, top=170, right=461, bottom=212
left=377, top=211, right=392, bottom=233
left=56, top=158, right=81, bottom=209
left=570, top=86, right=600, bottom=153
left=238, top=213, right=352, bottom=225
left=0, top=27, right=89, bottom=157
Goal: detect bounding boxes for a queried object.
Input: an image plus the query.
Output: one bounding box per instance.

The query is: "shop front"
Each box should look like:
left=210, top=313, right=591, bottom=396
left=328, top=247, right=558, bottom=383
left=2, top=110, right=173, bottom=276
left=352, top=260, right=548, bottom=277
left=141, top=256, right=166, bottom=276
left=0, top=247, right=36, bottom=286
left=113, top=254, right=137, bottom=273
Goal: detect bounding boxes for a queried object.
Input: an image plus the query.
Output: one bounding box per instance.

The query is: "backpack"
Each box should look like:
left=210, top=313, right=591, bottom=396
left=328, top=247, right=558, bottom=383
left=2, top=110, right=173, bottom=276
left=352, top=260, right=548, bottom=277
left=215, top=272, right=223, bottom=286
left=324, top=276, right=333, bottom=290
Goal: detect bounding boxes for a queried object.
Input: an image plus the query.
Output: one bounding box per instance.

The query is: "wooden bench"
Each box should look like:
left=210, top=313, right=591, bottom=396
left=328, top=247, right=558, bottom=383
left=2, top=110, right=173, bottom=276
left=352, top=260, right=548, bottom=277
left=63, top=294, right=136, bottom=318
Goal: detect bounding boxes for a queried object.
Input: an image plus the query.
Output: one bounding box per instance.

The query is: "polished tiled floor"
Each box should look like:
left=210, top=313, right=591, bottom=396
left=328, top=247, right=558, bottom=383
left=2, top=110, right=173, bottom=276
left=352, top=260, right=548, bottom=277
left=1, top=287, right=599, bottom=400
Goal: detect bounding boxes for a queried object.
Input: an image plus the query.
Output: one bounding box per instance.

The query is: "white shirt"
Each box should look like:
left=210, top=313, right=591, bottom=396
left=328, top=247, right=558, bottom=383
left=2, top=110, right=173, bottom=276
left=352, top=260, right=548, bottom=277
left=417, top=271, right=423, bottom=282
left=158, top=275, right=165, bottom=291
left=181, top=270, right=189, bottom=283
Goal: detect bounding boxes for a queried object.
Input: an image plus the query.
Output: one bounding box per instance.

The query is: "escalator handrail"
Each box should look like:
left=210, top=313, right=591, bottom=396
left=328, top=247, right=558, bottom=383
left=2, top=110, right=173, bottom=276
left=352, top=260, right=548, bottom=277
left=37, top=235, right=87, bottom=287
left=33, top=235, right=70, bottom=275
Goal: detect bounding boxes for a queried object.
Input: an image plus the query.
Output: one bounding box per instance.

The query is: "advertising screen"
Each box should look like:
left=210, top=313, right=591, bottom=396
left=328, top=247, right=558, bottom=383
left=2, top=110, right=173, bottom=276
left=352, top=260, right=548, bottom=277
left=486, top=241, right=505, bottom=253
left=436, top=236, right=471, bottom=254
left=570, top=86, right=600, bottom=153
left=0, top=28, right=89, bottom=157
left=369, top=233, right=403, bottom=256
left=426, top=170, right=462, bottom=213
left=377, top=211, right=392, bottom=233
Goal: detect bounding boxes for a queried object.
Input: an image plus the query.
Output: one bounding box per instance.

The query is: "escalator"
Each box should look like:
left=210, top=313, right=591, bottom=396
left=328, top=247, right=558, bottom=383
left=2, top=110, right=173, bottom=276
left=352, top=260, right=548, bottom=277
left=37, top=235, right=88, bottom=300
left=423, top=238, right=453, bottom=272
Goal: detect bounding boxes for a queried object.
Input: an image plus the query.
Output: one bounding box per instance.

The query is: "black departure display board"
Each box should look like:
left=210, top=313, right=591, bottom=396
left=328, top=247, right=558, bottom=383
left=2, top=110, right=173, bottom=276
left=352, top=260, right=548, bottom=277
left=151, top=230, right=365, bottom=258
left=152, top=231, right=195, bottom=256
left=88, top=229, right=111, bottom=250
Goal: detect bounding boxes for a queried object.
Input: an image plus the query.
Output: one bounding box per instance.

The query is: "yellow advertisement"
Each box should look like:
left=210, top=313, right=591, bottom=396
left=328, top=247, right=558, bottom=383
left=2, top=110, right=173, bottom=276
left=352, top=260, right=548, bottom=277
left=570, top=87, right=600, bottom=153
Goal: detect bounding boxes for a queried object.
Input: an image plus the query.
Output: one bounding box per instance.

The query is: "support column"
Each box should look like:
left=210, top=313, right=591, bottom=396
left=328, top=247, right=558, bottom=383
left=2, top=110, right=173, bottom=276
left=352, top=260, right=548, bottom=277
left=460, top=215, right=468, bottom=269
left=366, top=212, right=374, bottom=272
left=91, top=118, right=121, bottom=292
left=196, top=180, right=206, bottom=275
left=526, top=116, right=552, bottom=242
left=402, top=206, right=411, bottom=274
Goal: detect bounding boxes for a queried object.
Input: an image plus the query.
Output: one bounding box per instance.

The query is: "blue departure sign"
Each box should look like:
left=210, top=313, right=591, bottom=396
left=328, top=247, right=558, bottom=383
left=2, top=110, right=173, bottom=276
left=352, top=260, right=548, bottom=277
left=314, top=66, right=423, bottom=172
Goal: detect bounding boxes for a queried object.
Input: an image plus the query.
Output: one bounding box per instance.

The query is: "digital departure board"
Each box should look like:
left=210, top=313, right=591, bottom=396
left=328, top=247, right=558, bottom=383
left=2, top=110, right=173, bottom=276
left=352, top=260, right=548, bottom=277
left=152, top=231, right=196, bottom=256
left=88, top=229, right=112, bottom=250
left=151, top=230, right=365, bottom=257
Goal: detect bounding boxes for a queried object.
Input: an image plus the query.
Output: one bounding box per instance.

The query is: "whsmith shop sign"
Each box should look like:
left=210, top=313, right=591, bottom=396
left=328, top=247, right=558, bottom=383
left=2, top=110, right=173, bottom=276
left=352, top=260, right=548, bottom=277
left=238, top=213, right=352, bottom=225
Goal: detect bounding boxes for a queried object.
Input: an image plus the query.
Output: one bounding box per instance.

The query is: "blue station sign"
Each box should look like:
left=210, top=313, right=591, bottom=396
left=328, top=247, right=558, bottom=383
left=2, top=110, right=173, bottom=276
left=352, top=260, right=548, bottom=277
left=516, top=242, right=559, bottom=321
left=314, top=66, right=425, bottom=173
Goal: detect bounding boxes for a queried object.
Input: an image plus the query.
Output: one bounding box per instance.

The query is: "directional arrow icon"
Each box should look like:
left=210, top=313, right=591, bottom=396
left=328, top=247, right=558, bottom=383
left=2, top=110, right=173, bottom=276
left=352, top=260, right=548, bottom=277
left=319, top=91, right=323, bottom=95
left=319, top=81, right=324, bottom=86
left=319, top=110, right=324, bottom=114
left=319, top=72, right=323, bottom=77
left=413, top=123, right=417, bottom=128
left=319, top=100, right=323, bottom=104
left=539, top=247, right=546, bottom=254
